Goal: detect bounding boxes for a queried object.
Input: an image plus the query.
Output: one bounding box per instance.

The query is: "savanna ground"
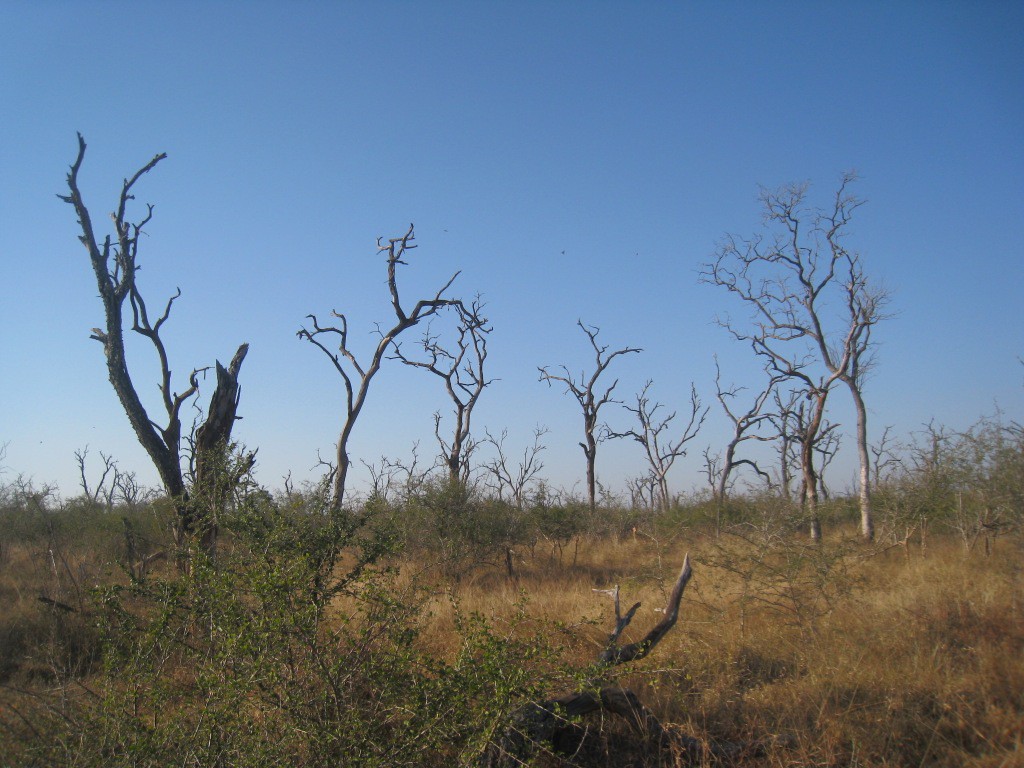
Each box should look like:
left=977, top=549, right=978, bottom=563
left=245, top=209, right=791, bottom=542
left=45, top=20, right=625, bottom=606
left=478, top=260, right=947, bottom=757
left=0, top=482, right=1022, bottom=767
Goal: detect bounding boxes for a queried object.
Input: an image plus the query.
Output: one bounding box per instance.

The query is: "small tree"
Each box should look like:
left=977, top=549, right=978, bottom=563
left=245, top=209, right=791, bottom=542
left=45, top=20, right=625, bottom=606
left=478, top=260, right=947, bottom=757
left=606, top=381, right=707, bottom=513
left=391, top=298, right=493, bottom=485
left=538, top=321, right=641, bottom=514
left=60, top=134, right=248, bottom=552
left=298, top=225, right=462, bottom=511
left=710, top=357, right=782, bottom=503
left=482, top=426, right=548, bottom=509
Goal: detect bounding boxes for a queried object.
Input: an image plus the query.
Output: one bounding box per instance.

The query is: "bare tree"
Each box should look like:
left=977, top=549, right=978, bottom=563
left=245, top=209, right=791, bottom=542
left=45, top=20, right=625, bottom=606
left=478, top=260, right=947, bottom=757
left=298, top=225, right=462, bottom=511
left=538, top=322, right=641, bottom=514
left=606, top=381, right=707, bottom=513
left=769, top=388, right=800, bottom=502
left=711, top=357, right=783, bottom=502
left=60, top=134, right=248, bottom=551
left=701, top=174, right=888, bottom=540
left=769, top=385, right=842, bottom=535
left=627, top=472, right=659, bottom=513
left=870, top=425, right=903, bottom=488
left=391, top=298, right=492, bottom=484
left=74, top=445, right=118, bottom=508
left=482, top=426, right=548, bottom=508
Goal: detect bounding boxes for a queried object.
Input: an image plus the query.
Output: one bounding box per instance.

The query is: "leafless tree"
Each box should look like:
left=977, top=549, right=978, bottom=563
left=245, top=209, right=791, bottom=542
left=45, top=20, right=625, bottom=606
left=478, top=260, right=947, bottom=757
left=701, top=173, right=888, bottom=540
left=538, top=321, right=641, bottom=513
left=626, top=472, right=659, bottom=513
left=482, top=426, right=548, bottom=508
left=298, top=225, right=463, bottom=511
left=870, top=425, right=903, bottom=488
left=391, top=298, right=492, bottom=484
left=711, top=357, right=783, bottom=502
left=60, top=134, right=248, bottom=552
left=606, top=381, right=707, bottom=513
left=74, top=446, right=118, bottom=508
left=769, top=385, right=842, bottom=536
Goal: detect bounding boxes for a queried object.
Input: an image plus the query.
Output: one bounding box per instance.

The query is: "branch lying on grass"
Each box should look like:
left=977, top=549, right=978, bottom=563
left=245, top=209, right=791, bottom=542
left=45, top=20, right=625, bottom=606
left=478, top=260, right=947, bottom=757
left=481, top=553, right=790, bottom=765
left=481, top=555, right=703, bottom=765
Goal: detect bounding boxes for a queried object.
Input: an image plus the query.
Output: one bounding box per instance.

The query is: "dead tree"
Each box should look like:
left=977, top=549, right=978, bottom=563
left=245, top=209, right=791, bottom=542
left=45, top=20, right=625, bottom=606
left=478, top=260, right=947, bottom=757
left=391, top=298, right=492, bottom=485
left=627, top=472, right=659, bottom=513
left=60, top=134, right=248, bottom=551
left=701, top=174, right=887, bottom=541
left=769, top=388, right=800, bottom=502
left=870, top=425, right=903, bottom=488
left=606, top=381, right=707, bottom=514
left=770, top=386, right=842, bottom=535
left=74, top=446, right=118, bottom=509
left=482, top=426, right=548, bottom=508
left=538, top=322, right=641, bottom=514
left=298, top=225, right=462, bottom=511
left=711, top=358, right=782, bottom=505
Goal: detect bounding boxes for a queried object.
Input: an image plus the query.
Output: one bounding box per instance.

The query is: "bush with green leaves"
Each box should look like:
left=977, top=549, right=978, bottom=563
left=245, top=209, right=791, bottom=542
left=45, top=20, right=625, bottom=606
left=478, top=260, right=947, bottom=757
left=396, top=479, right=531, bottom=579
left=874, top=415, right=1024, bottom=552
left=12, top=472, right=572, bottom=767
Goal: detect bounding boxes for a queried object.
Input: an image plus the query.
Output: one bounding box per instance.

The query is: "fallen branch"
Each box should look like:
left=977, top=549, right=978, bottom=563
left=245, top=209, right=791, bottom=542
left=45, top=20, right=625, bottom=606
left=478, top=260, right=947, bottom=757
left=480, top=555, right=706, bottom=766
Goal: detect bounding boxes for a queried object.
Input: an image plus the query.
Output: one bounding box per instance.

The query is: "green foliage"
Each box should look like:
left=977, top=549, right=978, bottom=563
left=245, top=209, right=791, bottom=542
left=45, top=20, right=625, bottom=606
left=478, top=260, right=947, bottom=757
left=12, top=472, right=572, bottom=767
left=524, top=486, right=587, bottom=560
left=394, top=479, right=530, bottom=578
left=875, top=415, right=1024, bottom=550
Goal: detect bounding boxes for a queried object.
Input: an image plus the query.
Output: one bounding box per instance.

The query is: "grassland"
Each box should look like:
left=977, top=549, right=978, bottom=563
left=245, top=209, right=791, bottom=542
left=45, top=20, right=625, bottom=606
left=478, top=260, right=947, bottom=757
left=1, top=494, right=1022, bottom=767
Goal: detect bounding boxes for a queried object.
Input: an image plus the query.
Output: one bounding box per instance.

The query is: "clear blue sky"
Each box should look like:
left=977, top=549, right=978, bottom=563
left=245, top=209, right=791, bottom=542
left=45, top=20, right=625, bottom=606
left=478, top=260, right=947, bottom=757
left=2, top=1, right=1022, bottom=501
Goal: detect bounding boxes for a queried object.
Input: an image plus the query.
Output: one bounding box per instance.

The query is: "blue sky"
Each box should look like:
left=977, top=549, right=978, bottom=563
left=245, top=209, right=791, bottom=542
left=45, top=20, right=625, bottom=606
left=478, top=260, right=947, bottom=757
left=1, top=1, right=1022, bottom=500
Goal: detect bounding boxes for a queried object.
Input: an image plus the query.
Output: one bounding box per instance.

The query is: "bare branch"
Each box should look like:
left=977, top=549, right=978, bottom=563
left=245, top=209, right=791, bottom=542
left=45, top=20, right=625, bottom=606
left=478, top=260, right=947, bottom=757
left=61, top=135, right=248, bottom=554
left=299, top=224, right=464, bottom=509
left=539, top=321, right=641, bottom=512
left=598, top=553, right=692, bottom=665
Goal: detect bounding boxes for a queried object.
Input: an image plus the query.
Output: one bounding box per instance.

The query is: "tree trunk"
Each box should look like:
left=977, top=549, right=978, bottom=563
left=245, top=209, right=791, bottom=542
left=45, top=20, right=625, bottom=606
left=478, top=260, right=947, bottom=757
left=583, top=439, right=597, bottom=514
left=193, top=343, right=249, bottom=557
left=846, top=380, right=874, bottom=541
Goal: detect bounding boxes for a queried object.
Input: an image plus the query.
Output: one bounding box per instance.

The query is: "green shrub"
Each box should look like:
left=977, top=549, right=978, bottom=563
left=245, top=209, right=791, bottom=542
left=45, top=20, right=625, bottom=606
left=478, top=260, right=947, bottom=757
left=14, top=476, right=572, bottom=767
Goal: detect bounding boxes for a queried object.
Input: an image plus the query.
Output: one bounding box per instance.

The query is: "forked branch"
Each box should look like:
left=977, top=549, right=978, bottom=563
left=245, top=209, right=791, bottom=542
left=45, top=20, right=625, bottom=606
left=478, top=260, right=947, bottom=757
left=481, top=554, right=701, bottom=766
left=298, top=224, right=464, bottom=510
left=60, top=135, right=248, bottom=554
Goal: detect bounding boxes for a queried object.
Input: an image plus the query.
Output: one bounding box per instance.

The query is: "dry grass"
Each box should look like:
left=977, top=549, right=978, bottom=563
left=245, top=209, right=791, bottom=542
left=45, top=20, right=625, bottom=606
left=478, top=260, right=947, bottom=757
left=1, top=519, right=1022, bottom=766
left=404, top=533, right=1024, bottom=766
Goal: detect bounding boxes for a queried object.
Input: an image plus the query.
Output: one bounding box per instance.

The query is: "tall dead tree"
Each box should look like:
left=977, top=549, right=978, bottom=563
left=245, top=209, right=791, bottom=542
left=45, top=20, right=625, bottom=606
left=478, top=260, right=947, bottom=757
left=391, top=298, right=492, bottom=485
left=60, top=134, right=248, bottom=551
left=769, top=385, right=842, bottom=531
left=538, top=322, right=641, bottom=514
left=606, top=381, right=707, bottom=513
left=701, top=174, right=887, bottom=541
left=298, top=225, right=462, bottom=511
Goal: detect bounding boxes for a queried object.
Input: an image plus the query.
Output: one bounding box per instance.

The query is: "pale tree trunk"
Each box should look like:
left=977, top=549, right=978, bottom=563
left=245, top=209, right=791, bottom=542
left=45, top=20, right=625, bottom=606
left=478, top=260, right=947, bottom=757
left=802, top=393, right=827, bottom=543
left=846, top=380, right=874, bottom=541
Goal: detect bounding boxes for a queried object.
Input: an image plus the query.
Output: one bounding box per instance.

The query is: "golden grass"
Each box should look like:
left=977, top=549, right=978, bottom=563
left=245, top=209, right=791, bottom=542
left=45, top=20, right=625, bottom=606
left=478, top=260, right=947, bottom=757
left=402, top=533, right=1024, bottom=766
left=2, top=523, right=1022, bottom=766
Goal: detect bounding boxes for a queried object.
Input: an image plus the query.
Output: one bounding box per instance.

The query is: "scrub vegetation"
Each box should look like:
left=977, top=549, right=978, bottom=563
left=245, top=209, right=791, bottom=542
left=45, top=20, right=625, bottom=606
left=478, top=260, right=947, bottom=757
left=1, top=138, right=1020, bottom=766
left=1, top=419, right=1021, bottom=766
